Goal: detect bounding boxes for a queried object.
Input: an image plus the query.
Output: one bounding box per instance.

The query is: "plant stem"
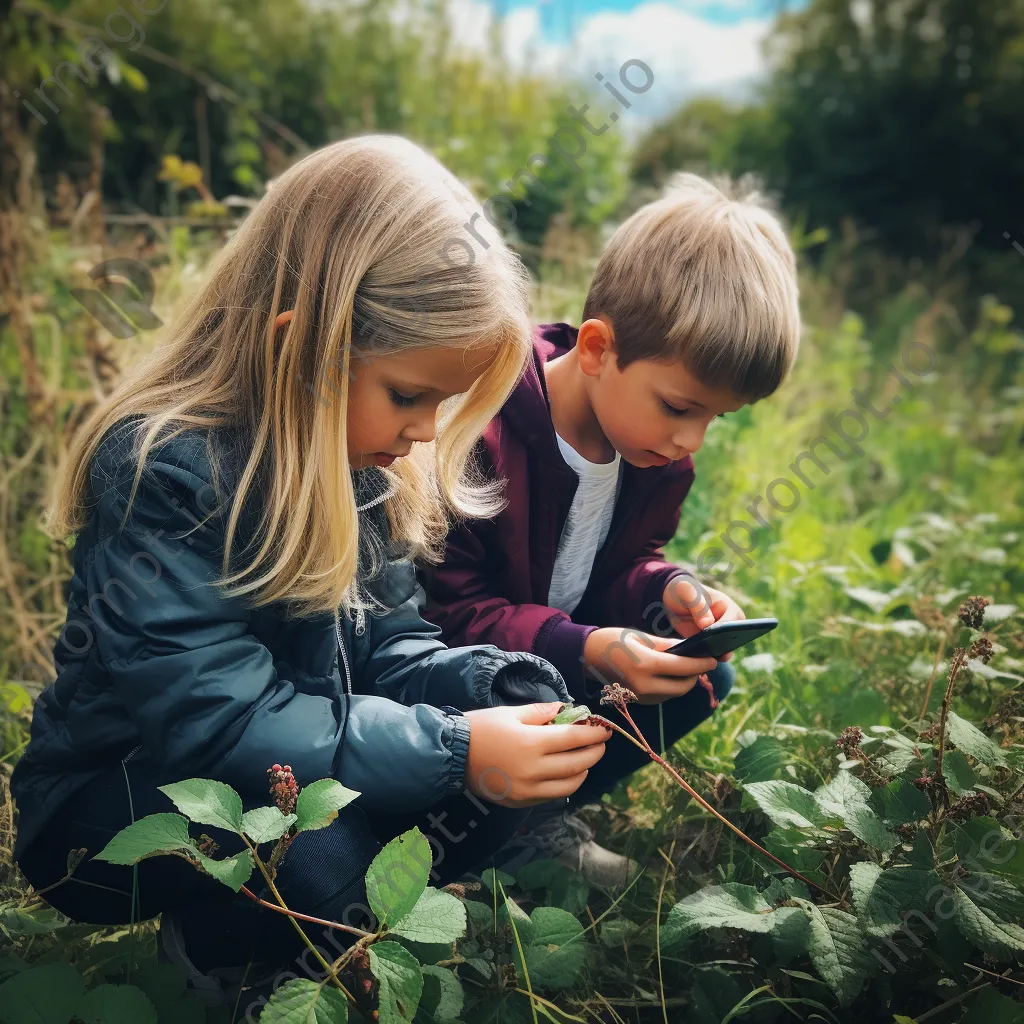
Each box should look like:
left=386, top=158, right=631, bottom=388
left=918, top=625, right=951, bottom=718
left=602, top=705, right=840, bottom=901
left=242, top=836, right=356, bottom=1000
left=934, top=647, right=967, bottom=806
left=238, top=885, right=371, bottom=937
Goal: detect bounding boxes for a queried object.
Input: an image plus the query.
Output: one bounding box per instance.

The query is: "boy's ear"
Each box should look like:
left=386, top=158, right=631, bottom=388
left=576, top=317, right=615, bottom=377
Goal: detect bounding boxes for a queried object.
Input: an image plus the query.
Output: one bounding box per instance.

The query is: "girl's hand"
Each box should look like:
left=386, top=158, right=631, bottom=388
left=463, top=703, right=611, bottom=808
left=662, top=576, right=746, bottom=661
left=583, top=628, right=718, bottom=705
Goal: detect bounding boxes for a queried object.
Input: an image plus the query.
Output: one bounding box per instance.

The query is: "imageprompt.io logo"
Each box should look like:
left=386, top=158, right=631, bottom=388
left=71, top=258, right=163, bottom=338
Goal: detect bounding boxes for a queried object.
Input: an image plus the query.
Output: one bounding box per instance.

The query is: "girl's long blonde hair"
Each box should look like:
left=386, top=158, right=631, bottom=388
left=50, top=135, right=533, bottom=616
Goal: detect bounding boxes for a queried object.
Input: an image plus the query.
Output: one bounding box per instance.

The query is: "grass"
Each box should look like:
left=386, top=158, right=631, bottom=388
left=1, top=223, right=1022, bottom=1021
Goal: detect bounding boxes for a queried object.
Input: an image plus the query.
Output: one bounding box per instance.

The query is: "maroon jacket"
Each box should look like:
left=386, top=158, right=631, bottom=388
left=420, top=323, right=696, bottom=700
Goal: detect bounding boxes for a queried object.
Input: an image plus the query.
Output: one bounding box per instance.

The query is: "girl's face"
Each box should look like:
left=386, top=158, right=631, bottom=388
left=346, top=344, right=495, bottom=469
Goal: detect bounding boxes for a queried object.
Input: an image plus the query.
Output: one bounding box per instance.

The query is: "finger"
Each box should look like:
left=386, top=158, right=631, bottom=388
left=536, top=722, right=613, bottom=754
left=635, top=675, right=700, bottom=698
left=641, top=649, right=719, bottom=677
left=523, top=771, right=591, bottom=803
left=709, top=600, right=743, bottom=624
left=513, top=702, right=564, bottom=726
left=537, top=742, right=607, bottom=779
left=666, top=575, right=715, bottom=623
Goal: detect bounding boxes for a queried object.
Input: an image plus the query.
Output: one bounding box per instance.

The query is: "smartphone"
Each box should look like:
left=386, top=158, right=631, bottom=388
left=666, top=617, right=778, bottom=660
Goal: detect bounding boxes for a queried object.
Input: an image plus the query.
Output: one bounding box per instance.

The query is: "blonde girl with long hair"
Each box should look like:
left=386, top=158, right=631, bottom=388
left=12, top=136, right=610, bottom=992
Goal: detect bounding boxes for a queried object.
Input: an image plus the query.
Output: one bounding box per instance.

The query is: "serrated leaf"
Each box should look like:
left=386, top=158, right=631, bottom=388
left=870, top=779, right=930, bottom=827
left=158, top=778, right=244, bottom=831
left=419, top=967, right=464, bottom=1022
left=0, top=902, right=66, bottom=938
left=241, top=806, right=296, bottom=844
left=951, top=817, right=1024, bottom=884
left=815, top=771, right=873, bottom=817
left=515, top=907, right=585, bottom=992
left=845, top=807, right=900, bottom=851
left=294, top=779, right=360, bottom=832
left=367, top=830, right=432, bottom=928
left=789, top=899, right=872, bottom=1006
left=389, top=887, right=466, bottom=943
left=196, top=850, right=253, bottom=892
left=849, top=862, right=941, bottom=937
left=663, top=883, right=776, bottom=948
left=744, top=781, right=829, bottom=829
left=76, top=983, right=158, bottom=1024
left=0, top=962, right=86, bottom=1024
left=369, top=941, right=423, bottom=1024
left=733, top=735, right=791, bottom=783
left=94, top=813, right=195, bottom=865
left=943, top=750, right=977, bottom=795
left=946, top=712, right=1008, bottom=767
left=260, top=978, right=349, bottom=1023
left=952, top=875, right=1024, bottom=959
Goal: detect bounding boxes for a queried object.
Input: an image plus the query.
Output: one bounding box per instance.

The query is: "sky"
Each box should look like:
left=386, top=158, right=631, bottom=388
left=447, top=0, right=807, bottom=124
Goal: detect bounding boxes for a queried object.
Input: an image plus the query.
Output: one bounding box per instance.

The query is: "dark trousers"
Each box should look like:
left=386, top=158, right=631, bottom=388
left=19, top=663, right=732, bottom=968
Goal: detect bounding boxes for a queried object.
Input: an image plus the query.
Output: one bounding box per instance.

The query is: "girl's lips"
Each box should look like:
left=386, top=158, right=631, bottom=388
left=372, top=453, right=397, bottom=467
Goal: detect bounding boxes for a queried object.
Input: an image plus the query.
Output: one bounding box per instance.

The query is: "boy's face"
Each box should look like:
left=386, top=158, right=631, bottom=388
left=579, top=319, right=749, bottom=468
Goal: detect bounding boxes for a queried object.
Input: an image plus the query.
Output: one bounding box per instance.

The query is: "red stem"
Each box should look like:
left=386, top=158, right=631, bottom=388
left=607, top=703, right=840, bottom=902
left=239, top=885, right=370, bottom=937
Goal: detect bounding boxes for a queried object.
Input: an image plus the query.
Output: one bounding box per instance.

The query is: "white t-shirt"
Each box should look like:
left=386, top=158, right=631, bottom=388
left=547, top=433, right=622, bottom=615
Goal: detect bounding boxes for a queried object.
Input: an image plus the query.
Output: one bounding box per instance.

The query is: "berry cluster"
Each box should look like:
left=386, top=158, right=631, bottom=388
left=968, top=636, right=994, bottom=664
left=600, top=682, right=638, bottom=708
left=946, top=792, right=990, bottom=821
left=957, top=595, right=990, bottom=629
left=913, top=771, right=937, bottom=792
left=268, top=763, right=299, bottom=815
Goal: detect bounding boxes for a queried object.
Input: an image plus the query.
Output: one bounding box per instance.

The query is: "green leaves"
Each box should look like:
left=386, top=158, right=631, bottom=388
left=388, top=887, right=466, bottom=944
left=0, top=963, right=85, bottom=1024
left=743, top=781, right=829, bottom=829
left=870, top=779, right=930, bottom=827
left=551, top=703, right=593, bottom=725
left=419, top=967, right=465, bottom=1022
left=366, top=830, right=432, bottom=929
left=945, top=713, right=1008, bottom=768
left=848, top=862, right=940, bottom=937
left=196, top=849, right=253, bottom=892
left=369, top=941, right=423, bottom=1024
left=94, top=813, right=193, bottom=866
left=261, top=979, right=349, bottom=1023
left=158, top=778, right=244, bottom=831
left=785, top=899, right=872, bottom=1007
left=512, top=906, right=586, bottom=992
left=241, top=805, right=296, bottom=843
left=733, top=734, right=792, bottom=783
left=76, top=983, right=158, bottom=1024
left=294, top=779, right=360, bottom=832
left=951, top=875, right=1024, bottom=960
left=663, top=883, right=776, bottom=948
left=815, top=772, right=899, bottom=851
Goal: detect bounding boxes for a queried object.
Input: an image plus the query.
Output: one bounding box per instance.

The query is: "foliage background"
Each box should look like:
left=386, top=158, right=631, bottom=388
left=1, top=0, right=1022, bottom=1021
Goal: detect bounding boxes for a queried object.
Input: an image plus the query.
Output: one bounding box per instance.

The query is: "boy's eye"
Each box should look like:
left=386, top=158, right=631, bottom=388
left=388, top=388, right=419, bottom=408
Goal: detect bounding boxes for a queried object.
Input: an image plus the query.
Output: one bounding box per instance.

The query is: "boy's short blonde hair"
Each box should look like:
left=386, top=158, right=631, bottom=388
left=583, top=173, right=800, bottom=400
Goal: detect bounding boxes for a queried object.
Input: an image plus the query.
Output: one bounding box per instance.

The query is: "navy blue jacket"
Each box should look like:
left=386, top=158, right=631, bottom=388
left=11, top=422, right=569, bottom=857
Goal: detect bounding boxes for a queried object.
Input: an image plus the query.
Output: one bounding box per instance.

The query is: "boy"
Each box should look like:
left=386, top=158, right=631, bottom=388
left=421, top=174, right=801, bottom=882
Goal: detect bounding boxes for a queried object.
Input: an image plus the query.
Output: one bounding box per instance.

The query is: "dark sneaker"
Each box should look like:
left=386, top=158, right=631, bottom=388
left=496, top=805, right=639, bottom=890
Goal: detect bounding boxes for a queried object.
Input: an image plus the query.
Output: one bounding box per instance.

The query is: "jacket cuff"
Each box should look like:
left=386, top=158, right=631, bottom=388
left=535, top=616, right=597, bottom=704
left=442, top=710, right=472, bottom=799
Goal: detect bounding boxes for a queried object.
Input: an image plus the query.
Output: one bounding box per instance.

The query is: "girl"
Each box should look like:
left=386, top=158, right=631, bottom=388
left=11, top=136, right=610, bottom=991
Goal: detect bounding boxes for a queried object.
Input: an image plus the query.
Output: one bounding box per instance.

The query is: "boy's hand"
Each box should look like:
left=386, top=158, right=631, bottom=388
left=662, top=575, right=746, bottom=661
left=583, top=628, right=718, bottom=705
left=463, top=703, right=611, bottom=808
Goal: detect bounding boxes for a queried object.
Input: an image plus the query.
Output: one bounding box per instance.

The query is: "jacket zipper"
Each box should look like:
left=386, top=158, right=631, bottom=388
left=334, top=611, right=353, bottom=696
left=122, top=743, right=142, bottom=765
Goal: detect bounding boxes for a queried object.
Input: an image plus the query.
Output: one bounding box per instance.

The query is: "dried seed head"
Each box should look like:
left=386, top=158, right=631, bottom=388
left=957, top=596, right=990, bottom=630
left=600, top=682, right=638, bottom=708
left=968, top=636, right=994, bottom=664
left=836, top=726, right=864, bottom=757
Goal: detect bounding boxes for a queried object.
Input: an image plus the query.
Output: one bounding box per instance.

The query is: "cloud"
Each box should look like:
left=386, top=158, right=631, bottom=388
left=446, top=1, right=773, bottom=124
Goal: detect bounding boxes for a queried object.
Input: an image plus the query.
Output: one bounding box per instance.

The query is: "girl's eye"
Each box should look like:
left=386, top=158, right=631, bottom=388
left=388, top=388, right=418, bottom=408
left=661, top=400, right=690, bottom=417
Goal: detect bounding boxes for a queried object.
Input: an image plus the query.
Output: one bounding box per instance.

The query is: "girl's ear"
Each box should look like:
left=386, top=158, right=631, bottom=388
left=274, top=310, right=295, bottom=331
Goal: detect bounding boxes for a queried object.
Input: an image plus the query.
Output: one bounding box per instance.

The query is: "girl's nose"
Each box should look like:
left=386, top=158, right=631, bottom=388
left=401, top=414, right=437, bottom=445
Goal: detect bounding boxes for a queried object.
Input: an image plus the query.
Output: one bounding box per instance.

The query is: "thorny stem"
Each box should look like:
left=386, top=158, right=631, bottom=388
left=934, top=647, right=968, bottom=807
left=591, top=707, right=841, bottom=901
